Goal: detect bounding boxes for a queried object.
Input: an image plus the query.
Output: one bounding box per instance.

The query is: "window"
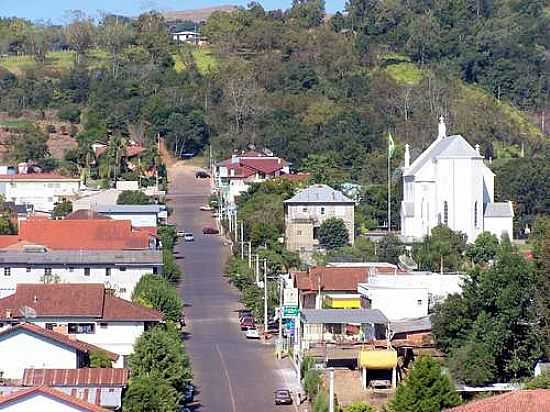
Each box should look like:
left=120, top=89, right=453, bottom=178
left=45, top=323, right=57, bottom=330
left=99, top=322, right=108, bottom=329
left=68, top=323, right=95, bottom=334
left=417, top=299, right=423, bottom=305
left=443, top=201, right=449, bottom=225
left=313, top=227, right=320, bottom=240
left=105, top=268, right=111, bottom=277
left=4, top=268, right=10, bottom=277
left=119, top=267, right=127, bottom=272
left=119, top=288, right=127, bottom=294
left=84, top=268, right=90, bottom=276
left=44, top=268, right=52, bottom=276
left=26, top=267, right=31, bottom=273
left=474, top=201, right=478, bottom=228
left=297, top=230, right=302, bottom=236
left=320, top=207, right=325, bottom=215
left=68, top=267, right=74, bottom=272
left=302, top=207, right=308, bottom=213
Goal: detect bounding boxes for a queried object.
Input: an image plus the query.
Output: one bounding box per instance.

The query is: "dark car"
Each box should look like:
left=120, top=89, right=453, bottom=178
left=195, top=171, right=210, bottom=178
left=274, top=389, right=293, bottom=405
left=202, top=226, right=219, bottom=234
left=240, top=317, right=255, bottom=330
left=183, top=383, right=195, bottom=403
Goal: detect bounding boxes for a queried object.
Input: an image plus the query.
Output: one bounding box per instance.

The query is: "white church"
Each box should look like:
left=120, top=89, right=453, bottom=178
left=400, top=116, right=514, bottom=243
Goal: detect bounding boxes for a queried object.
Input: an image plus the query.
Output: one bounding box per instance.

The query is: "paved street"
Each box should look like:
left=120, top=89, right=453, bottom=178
left=168, top=163, right=299, bottom=412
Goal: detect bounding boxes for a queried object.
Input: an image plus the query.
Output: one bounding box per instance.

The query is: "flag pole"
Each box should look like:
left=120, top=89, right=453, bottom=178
left=388, top=140, right=391, bottom=232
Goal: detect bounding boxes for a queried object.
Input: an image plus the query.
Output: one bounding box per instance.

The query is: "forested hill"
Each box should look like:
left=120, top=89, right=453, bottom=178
left=0, top=1, right=548, bottom=229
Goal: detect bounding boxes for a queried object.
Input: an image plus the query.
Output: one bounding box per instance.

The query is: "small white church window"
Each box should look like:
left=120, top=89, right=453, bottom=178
left=474, top=201, right=478, bottom=228
left=443, top=201, right=449, bottom=225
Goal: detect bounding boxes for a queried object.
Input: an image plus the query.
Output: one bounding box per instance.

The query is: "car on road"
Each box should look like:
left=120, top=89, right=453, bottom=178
left=274, top=389, right=293, bottom=405
left=199, top=205, right=214, bottom=211
left=202, top=226, right=219, bottom=234
left=183, top=233, right=195, bottom=242
left=240, top=317, right=255, bottom=330
left=195, top=171, right=210, bottom=178
left=183, top=383, right=195, bottom=403
left=245, top=327, right=261, bottom=339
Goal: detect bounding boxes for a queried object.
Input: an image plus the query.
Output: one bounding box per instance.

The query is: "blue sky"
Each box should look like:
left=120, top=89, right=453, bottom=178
left=0, top=0, right=346, bottom=23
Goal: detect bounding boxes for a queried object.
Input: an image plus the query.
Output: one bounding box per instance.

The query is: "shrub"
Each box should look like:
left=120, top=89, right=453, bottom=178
left=57, top=105, right=81, bottom=123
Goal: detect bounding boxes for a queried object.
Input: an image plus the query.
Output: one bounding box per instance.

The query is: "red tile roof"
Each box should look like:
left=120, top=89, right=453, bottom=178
left=0, top=218, right=152, bottom=250
left=0, top=173, right=80, bottom=181
left=22, top=368, right=129, bottom=387
left=446, top=390, right=550, bottom=412
left=294, top=266, right=371, bottom=292
left=0, top=324, right=119, bottom=361
left=240, top=158, right=288, bottom=174
left=0, top=284, right=163, bottom=322
left=0, top=385, right=109, bottom=411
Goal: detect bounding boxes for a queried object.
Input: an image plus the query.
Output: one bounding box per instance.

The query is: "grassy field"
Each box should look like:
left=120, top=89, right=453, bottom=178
left=384, top=62, right=425, bottom=86
left=0, top=49, right=108, bottom=75
left=173, top=48, right=218, bottom=74
left=0, top=119, right=33, bottom=129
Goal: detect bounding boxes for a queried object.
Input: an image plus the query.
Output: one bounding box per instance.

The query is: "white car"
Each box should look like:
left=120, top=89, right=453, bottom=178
left=245, top=328, right=261, bottom=339
left=200, top=205, right=214, bottom=211
left=183, top=233, right=195, bottom=242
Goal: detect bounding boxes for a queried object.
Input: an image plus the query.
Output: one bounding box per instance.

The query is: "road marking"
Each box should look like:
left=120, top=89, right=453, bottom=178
left=216, top=344, right=237, bottom=412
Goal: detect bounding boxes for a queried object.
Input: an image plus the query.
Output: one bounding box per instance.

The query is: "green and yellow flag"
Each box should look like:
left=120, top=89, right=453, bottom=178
left=387, top=131, right=395, bottom=158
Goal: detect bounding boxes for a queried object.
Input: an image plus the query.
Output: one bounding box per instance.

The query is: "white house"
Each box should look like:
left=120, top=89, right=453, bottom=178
left=0, top=323, right=118, bottom=379
left=0, top=284, right=163, bottom=368
left=400, top=116, right=514, bottom=242
left=215, top=151, right=290, bottom=206
left=0, top=385, right=109, bottom=411
left=0, top=249, right=162, bottom=300
left=0, top=173, right=81, bottom=213
left=357, top=272, right=463, bottom=320
left=92, top=204, right=167, bottom=228
left=172, top=30, right=200, bottom=43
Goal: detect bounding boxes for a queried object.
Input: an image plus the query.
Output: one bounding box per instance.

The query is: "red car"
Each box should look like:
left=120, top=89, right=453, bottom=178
left=240, top=317, right=255, bottom=330
left=202, top=226, right=219, bottom=234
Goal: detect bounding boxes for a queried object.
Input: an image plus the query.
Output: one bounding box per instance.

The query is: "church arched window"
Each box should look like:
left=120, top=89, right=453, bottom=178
left=474, top=201, right=478, bottom=228
left=443, top=201, right=448, bottom=225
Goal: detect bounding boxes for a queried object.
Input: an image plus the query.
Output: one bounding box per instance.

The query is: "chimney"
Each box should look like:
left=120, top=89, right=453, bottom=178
left=33, top=295, right=38, bottom=304
left=475, top=144, right=480, bottom=155
left=404, top=144, right=410, bottom=168
left=5, top=310, right=11, bottom=319
left=437, top=115, right=446, bottom=140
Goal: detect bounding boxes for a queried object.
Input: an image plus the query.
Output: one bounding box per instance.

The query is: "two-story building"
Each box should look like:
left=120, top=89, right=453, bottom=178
left=0, top=173, right=81, bottom=213
left=215, top=151, right=290, bottom=206
left=0, top=283, right=163, bottom=368
left=0, top=249, right=162, bottom=300
left=284, top=185, right=355, bottom=262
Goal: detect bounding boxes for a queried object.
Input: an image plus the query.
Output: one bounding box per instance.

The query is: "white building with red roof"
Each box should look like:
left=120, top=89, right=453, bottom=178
left=0, top=284, right=163, bottom=369
left=215, top=150, right=290, bottom=206
left=0, top=173, right=81, bottom=213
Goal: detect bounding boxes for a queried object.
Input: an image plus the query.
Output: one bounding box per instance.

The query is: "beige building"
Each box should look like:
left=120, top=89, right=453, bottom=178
left=284, top=184, right=355, bottom=262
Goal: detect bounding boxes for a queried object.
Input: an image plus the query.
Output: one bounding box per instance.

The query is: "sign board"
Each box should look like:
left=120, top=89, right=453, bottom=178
left=283, top=288, right=299, bottom=306
left=283, top=305, right=299, bottom=318
left=286, top=319, right=295, bottom=337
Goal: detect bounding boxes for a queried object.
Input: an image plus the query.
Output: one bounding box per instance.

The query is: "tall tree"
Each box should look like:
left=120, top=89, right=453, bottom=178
left=65, top=11, right=95, bottom=65
left=123, top=374, right=180, bottom=412
left=319, top=217, right=350, bottom=250
left=389, top=357, right=461, bottom=412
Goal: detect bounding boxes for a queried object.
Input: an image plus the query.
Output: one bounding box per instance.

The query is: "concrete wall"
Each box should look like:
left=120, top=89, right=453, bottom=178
left=0, top=266, right=156, bottom=300
left=0, top=330, right=77, bottom=378
left=360, top=287, right=429, bottom=320
left=484, top=216, right=513, bottom=241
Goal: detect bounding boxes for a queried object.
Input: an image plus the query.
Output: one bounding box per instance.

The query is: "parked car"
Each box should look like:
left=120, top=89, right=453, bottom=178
left=195, top=171, right=210, bottom=178
left=245, top=327, right=261, bottom=339
left=176, top=231, right=185, bottom=237
left=274, top=389, right=293, bottom=405
left=202, top=226, right=219, bottom=234
left=200, top=205, right=214, bottom=211
left=183, top=383, right=195, bottom=403
left=183, top=233, right=195, bottom=242
left=240, top=317, right=255, bottom=330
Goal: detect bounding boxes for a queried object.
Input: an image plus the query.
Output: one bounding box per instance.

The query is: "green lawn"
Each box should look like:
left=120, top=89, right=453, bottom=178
left=384, top=62, right=425, bottom=86
left=0, top=119, right=33, bottom=129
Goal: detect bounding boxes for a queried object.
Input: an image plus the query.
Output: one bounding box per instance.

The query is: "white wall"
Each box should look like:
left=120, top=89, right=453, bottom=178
left=102, top=212, right=157, bottom=228
left=360, top=286, right=429, bottom=320
left=0, top=330, right=77, bottom=379
left=0, top=393, right=86, bottom=411
left=3, top=180, right=80, bottom=213
left=484, top=216, right=513, bottom=241
left=0, top=266, right=155, bottom=301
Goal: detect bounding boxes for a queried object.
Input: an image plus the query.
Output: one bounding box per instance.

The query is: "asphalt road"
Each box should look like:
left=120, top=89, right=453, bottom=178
left=168, top=164, right=297, bottom=412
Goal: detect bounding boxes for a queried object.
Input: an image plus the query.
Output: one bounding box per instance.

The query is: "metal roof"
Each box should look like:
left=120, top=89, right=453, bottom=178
left=94, top=205, right=165, bottom=214
left=390, top=316, right=432, bottom=334
left=0, top=250, right=162, bottom=266
left=284, top=184, right=354, bottom=204
left=484, top=202, right=514, bottom=218
left=300, top=309, right=388, bottom=324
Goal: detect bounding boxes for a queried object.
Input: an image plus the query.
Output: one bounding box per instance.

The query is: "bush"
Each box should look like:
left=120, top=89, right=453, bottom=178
left=319, top=217, right=349, bottom=250
left=57, top=105, right=81, bottom=123
left=52, top=199, right=73, bottom=218
left=132, top=274, right=182, bottom=322
left=117, top=190, right=151, bottom=205
left=123, top=374, right=180, bottom=412
left=129, top=325, right=191, bottom=390
left=90, top=350, right=113, bottom=368
left=345, top=402, right=376, bottom=412
left=524, top=372, right=550, bottom=389
left=303, top=369, right=322, bottom=400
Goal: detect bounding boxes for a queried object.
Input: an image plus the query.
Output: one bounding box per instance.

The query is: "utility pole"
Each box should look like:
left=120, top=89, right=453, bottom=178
left=278, top=275, right=284, bottom=356
left=255, top=255, right=260, bottom=284
left=240, top=221, right=244, bottom=259
left=263, top=258, right=268, bottom=336
left=248, top=241, right=252, bottom=268
left=329, top=368, right=335, bottom=412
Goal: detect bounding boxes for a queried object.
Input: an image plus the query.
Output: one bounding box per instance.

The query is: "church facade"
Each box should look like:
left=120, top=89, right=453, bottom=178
left=400, top=117, right=513, bottom=243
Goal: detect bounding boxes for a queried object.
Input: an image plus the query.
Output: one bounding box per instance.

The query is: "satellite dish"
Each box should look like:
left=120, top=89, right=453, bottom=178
left=398, top=254, right=418, bottom=271
left=19, top=305, right=37, bottom=319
